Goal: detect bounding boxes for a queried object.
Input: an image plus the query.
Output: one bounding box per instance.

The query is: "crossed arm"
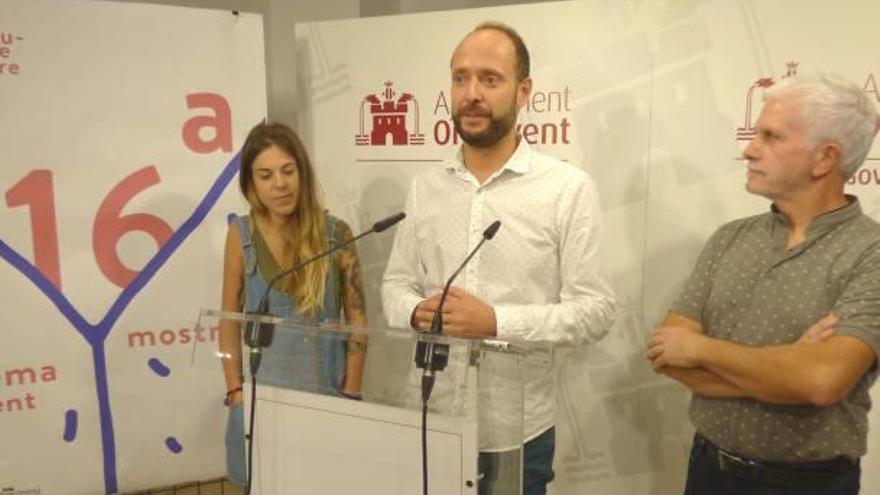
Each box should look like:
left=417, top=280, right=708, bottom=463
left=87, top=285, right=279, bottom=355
left=647, top=312, right=876, bottom=406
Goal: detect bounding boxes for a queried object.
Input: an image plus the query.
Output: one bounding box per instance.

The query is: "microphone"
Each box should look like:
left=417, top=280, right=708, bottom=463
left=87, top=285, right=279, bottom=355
left=414, top=220, right=500, bottom=495
left=429, top=220, right=500, bottom=335
left=415, top=220, right=501, bottom=394
left=245, top=212, right=406, bottom=375
left=372, top=212, right=406, bottom=233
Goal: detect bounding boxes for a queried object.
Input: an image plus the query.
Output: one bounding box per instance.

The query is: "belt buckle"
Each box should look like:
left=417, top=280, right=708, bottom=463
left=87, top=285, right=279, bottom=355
left=718, top=448, right=759, bottom=474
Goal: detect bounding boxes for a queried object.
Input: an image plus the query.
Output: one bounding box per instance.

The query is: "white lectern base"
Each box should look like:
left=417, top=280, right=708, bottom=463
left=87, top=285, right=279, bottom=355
left=247, top=384, right=478, bottom=495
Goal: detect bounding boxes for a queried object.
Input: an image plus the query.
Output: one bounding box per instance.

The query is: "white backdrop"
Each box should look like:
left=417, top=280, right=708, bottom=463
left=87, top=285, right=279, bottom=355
left=293, top=1, right=880, bottom=494
left=0, top=0, right=263, bottom=493
left=3, top=1, right=880, bottom=494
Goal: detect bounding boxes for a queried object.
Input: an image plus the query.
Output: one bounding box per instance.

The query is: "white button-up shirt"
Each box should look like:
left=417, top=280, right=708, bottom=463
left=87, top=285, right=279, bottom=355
left=381, top=140, right=615, bottom=449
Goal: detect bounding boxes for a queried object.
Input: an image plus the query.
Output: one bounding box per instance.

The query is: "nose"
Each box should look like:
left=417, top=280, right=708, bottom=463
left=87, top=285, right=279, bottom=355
left=464, top=78, right=482, bottom=103
left=743, top=138, right=759, bottom=162
left=272, top=172, right=286, bottom=188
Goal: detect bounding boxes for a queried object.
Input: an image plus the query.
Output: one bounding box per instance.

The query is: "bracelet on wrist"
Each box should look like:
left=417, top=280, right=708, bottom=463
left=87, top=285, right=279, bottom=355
left=224, top=386, right=243, bottom=406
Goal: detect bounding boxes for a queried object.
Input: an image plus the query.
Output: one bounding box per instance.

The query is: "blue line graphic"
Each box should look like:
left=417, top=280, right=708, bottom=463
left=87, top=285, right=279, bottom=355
left=63, top=409, right=78, bottom=442
left=165, top=436, right=184, bottom=454
left=148, top=358, right=171, bottom=377
left=0, top=150, right=242, bottom=494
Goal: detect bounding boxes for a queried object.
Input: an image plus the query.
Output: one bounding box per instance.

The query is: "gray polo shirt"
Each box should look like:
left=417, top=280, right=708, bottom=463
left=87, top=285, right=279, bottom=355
left=671, top=196, right=880, bottom=462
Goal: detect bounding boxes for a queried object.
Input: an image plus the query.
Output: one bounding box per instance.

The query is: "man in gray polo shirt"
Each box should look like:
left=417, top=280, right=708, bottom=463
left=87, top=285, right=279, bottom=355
left=647, top=74, right=880, bottom=494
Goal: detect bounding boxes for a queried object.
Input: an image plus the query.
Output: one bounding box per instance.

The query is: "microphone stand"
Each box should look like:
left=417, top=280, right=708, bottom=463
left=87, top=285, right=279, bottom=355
left=414, top=220, right=500, bottom=495
left=242, top=211, right=405, bottom=495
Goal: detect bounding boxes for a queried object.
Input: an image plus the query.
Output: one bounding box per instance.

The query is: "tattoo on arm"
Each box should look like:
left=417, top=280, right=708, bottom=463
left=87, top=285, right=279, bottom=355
left=336, top=221, right=367, bottom=325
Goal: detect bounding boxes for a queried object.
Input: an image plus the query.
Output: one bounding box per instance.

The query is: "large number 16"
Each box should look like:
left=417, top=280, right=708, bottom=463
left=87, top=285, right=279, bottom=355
left=5, top=166, right=172, bottom=290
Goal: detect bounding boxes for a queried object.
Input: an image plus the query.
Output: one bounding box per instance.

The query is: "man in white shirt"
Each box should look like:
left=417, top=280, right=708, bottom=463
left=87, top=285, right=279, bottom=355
left=381, top=21, right=615, bottom=495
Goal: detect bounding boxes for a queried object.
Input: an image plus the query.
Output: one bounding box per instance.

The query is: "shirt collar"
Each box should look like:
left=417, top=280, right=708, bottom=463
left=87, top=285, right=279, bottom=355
left=770, top=194, right=862, bottom=239
left=445, top=139, right=533, bottom=181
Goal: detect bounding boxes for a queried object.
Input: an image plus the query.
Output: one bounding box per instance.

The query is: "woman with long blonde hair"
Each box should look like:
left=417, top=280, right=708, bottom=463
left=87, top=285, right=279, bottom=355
left=219, top=122, right=367, bottom=484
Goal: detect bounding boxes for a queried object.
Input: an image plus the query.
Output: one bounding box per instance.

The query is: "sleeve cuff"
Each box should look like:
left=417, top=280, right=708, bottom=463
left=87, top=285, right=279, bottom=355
left=493, top=305, right=523, bottom=339
left=833, top=325, right=880, bottom=362
left=400, top=293, right=424, bottom=330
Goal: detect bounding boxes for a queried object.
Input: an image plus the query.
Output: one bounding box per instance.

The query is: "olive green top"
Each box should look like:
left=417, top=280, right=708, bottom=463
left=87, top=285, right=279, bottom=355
left=250, top=215, right=356, bottom=314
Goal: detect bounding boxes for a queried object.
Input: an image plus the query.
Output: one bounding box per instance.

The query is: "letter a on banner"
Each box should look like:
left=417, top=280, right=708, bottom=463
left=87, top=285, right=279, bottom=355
left=182, top=93, right=233, bottom=153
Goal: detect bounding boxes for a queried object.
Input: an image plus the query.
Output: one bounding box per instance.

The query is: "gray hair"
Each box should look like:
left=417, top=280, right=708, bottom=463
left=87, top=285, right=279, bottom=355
left=764, top=74, right=878, bottom=178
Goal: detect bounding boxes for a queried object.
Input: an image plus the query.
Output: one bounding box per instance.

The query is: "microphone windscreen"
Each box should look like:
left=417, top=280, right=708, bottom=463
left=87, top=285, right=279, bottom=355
left=373, top=212, right=406, bottom=232
left=483, top=220, right=501, bottom=240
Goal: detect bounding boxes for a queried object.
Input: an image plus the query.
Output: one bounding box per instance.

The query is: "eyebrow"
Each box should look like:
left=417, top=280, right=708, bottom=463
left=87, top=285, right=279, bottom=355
left=255, top=162, right=296, bottom=172
left=452, top=67, right=505, bottom=77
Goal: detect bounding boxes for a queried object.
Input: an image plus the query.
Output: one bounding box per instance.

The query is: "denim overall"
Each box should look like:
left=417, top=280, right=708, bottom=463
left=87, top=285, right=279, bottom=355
left=226, top=214, right=346, bottom=484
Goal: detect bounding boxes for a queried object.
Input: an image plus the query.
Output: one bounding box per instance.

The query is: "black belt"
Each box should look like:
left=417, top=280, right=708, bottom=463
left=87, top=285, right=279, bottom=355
left=695, top=433, right=857, bottom=489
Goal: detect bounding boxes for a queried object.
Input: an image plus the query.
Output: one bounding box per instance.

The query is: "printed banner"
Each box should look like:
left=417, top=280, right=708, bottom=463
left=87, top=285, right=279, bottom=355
left=0, top=1, right=264, bottom=493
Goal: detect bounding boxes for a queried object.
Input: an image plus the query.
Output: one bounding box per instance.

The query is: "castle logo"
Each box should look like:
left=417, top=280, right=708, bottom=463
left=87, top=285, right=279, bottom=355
left=355, top=81, right=425, bottom=146
left=737, top=62, right=799, bottom=141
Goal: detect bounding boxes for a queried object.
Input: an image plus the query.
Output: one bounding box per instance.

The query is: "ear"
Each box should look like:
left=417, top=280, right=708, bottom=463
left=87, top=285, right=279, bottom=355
left=812, top=142, right=842, bottom=179
left=517, top=76, right=532, bottom=110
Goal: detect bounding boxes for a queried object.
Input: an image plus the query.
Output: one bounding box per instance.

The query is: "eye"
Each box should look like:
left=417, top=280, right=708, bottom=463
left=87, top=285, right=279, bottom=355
left=761, top=130, right=777, bottom=142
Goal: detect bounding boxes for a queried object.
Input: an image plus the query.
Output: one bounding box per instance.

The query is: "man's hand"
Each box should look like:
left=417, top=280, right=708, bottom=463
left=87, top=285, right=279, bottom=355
left=646, top=325, right=707, bottom=369
left=796, top=313, right=837, bottom=344
left=411, top=286, right=496, bottom=337
left=412, top=292, right=443, bottom=330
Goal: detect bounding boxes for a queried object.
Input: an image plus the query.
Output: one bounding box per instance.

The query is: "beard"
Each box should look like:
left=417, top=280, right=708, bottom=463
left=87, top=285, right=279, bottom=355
left=452, top=98, right=518, bottom=148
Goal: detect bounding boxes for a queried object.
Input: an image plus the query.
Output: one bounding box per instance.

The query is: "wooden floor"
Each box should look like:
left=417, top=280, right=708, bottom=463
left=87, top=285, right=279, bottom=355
left=123, top=478, right=243, bottom=495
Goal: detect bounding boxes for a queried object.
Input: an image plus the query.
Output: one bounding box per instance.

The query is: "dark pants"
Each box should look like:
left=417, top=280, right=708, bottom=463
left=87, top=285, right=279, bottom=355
left=684, top=433, right=860, bottom=495
left=479, top=427, right=555, bottom=495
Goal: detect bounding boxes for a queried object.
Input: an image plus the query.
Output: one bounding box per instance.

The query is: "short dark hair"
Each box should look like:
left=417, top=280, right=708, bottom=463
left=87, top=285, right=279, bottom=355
left=473, top=21, right=530, bottom=81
